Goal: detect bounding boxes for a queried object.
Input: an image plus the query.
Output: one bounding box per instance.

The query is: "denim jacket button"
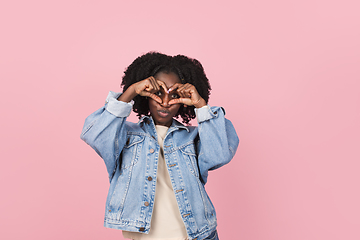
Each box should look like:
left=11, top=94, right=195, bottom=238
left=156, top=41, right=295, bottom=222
left=147, top=176, right=153, bottom=181
left=149, top=148, right=154, bottom=153
left=144, top=201, right=149, bottom=206
left=139, top=227, right=145, bottom=232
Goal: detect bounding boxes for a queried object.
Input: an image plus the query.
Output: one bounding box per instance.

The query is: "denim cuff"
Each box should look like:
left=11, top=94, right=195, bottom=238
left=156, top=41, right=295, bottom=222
left=195, top=105, right=222, bottom=123
left=105, top=91, right=133, bottom=117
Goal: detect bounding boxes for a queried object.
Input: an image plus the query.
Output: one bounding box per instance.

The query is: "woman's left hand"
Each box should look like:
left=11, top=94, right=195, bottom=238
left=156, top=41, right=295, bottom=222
left=168, top=83, right=206, bottom=108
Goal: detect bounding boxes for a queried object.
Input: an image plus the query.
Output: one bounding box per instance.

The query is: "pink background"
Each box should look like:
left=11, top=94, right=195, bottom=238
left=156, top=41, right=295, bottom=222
left=1, top=0, right=359, bottom=239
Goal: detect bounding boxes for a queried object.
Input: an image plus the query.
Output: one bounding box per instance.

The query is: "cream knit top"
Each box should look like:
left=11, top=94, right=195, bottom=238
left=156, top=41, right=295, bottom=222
left=122, top=125, right=188, bottom=240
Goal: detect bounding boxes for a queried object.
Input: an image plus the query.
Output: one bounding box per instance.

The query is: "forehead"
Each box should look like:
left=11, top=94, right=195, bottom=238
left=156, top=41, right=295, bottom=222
left=154, top=72, right=181, bottom=88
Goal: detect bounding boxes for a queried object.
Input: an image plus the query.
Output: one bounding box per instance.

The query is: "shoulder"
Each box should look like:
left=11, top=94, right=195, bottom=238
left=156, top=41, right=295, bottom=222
left=124, top=121, right=145, bottom=134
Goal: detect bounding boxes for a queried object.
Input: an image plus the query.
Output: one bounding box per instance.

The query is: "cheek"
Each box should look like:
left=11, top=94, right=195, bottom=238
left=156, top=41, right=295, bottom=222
left=171, top=104, right=181, bottom=113
left=148, top=99, right=157, bottom=109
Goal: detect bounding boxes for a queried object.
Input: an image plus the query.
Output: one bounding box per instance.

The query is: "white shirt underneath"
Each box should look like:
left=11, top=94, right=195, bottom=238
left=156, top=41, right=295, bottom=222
left=122, top=125, right=188, bottom=240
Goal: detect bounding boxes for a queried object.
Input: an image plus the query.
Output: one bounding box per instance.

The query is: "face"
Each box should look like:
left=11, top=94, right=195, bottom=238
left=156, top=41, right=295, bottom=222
left=148, top=72, right=181, bottom=127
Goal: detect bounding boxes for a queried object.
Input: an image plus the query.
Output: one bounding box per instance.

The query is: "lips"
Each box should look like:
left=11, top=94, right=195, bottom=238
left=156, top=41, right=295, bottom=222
left=157, top=109, right=170, bottom=118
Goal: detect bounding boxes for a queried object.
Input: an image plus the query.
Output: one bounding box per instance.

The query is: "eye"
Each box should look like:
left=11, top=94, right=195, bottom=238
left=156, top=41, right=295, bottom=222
left=154, top=91, right=162, bottom=97
left=171, top=93, right=180, bottom=99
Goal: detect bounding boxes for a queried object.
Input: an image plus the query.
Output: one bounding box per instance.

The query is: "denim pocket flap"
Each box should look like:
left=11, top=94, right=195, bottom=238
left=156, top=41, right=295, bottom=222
left=124, top=135, right=145, bottom=148
left=180, top=143, right=196, bottom=156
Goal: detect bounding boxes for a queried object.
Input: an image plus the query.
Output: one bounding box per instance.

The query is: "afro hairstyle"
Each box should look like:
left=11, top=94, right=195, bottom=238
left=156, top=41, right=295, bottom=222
left=121, top=52, right=211, bottom=125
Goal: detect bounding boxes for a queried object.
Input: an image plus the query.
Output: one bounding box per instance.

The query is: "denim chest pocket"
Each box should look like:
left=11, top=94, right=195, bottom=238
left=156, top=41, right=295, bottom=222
left=121, top=134, right=145, bottom=169
left=180, top=144, right=200, bottom=177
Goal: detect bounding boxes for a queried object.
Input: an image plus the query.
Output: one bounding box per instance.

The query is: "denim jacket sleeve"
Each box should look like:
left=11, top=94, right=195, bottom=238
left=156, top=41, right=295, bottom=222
left=80, top=91, right=132, bottom=179
left=195, top=106, right=239, bottom=184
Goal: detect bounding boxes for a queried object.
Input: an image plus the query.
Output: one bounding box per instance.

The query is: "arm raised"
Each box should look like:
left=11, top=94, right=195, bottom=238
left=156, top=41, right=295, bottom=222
left=80, top=91, right=132, bottom=180
left=195, top=106, right=239, bottom=184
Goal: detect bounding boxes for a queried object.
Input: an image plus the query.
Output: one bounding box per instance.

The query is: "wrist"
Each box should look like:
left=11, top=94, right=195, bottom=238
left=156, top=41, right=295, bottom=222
left=194, top=98, right=206, bottom=108
left=117, top=85, right=137, bottom=102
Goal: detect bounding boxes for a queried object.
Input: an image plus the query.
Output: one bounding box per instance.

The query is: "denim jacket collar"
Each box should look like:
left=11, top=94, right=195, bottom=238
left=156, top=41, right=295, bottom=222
left=138, top=115, right=190, bottom=133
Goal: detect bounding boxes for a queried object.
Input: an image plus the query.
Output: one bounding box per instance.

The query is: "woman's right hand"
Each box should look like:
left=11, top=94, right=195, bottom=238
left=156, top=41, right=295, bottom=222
left=118, top=77, right=167, bottom=103
left=133, top=76, right=169, bottom=103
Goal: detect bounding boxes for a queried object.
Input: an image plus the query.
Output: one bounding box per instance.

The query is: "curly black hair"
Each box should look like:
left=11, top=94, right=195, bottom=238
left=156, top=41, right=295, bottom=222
left=121, top=52, right=211, bottom=124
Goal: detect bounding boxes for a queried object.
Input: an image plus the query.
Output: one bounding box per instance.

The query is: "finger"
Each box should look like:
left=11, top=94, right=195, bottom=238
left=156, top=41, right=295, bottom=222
left=177, top=83, right=191, bottom=91
left=175, top=83, right=186, bottom=92
left=167, top=83, right=182, bottom=93
left=169, top=97, right=191, bottom=105
left=177, top=83, right=192, bottom=96
left=178, top=86, right=191, bottom=99
left=175, top=84, right=186, bottom=95
left=144, top=91, right=162, bottom=104
left=183, top=84, right=199, bottom=99
left=142, top=78, right=154, bottom=92
left=168, top=98, right=181, bottom=105
left=183, top=88, right=193, bottom=98
left=156, top=80, right=168, bottom=93
left=176, top=88, right=187, bottom=99
left=149, top=77, right=160, bottom=92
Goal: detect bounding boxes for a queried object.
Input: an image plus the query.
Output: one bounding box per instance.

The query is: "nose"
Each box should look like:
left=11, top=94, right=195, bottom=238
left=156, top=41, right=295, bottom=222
left=160, top=94, right=170, bottom=107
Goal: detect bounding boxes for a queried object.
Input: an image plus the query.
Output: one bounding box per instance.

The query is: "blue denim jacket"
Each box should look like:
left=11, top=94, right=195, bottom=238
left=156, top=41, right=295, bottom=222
left=80, top=92, right=239, bottom=240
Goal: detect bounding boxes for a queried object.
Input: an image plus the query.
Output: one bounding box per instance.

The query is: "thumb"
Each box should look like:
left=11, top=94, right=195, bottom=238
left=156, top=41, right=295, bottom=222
left=168, top=98, right=181, bottom=105
left=169, top=98, right=191, bottom=105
